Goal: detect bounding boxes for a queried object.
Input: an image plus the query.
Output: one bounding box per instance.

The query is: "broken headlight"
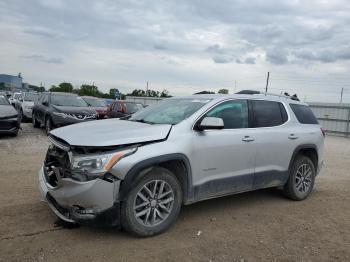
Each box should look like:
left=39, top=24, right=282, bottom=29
left=70, top=147, right=137, bottom=180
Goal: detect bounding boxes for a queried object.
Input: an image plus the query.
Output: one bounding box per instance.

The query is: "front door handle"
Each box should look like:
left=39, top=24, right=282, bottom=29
left=242, top=136, right=255, bottom=142
left=288, top=134, right=299, bottom=140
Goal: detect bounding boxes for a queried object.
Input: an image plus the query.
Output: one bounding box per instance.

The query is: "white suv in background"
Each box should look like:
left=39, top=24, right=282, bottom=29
left=14, top=92, right=40, bottom=121
left=38, top=93, right=325, bottom=236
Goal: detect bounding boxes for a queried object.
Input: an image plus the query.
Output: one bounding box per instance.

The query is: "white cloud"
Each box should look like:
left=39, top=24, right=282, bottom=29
left=0, top=0, right=350, bottom=101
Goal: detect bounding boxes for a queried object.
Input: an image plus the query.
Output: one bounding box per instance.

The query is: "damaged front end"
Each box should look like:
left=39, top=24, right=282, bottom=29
left=38, top=135, right=138, bottom=227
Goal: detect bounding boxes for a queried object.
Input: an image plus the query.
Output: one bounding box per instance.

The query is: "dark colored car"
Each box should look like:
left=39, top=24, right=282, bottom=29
left=0, top=95, right=20, bottom=136
left=106, top=100, right=144, bottom=118
left=32, top=92, right=97, bottom=134
left=81, top=96, right=109, bottom=119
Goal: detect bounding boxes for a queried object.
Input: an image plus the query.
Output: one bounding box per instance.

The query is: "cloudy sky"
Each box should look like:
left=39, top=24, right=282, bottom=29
left=1, top=0, right=350, bottom=102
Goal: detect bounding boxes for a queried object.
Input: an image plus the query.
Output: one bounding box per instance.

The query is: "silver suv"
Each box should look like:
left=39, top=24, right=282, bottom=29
left=38, top=94, right=325, bottom=236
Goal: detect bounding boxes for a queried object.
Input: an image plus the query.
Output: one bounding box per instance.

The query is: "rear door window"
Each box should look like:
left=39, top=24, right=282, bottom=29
left=290, top=104, right=318, bottom=124
left=42, top=94, right=49, bottom=105
left=252, top=100, right=287, bottom=127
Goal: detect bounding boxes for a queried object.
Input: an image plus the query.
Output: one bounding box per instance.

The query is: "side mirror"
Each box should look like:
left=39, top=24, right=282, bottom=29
left=42, top=101, right=49, bottom=106
left=198, top=117, right=224, bottom=130
left=19, top=98, right=23, bottom=102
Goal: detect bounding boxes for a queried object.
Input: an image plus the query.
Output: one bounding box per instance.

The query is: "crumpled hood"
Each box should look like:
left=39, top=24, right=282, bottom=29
left=52, top=105, right=96, bottom=114
left=0, top=105, right=17, bottom=119
left=50, top=119, right=172, bottom=147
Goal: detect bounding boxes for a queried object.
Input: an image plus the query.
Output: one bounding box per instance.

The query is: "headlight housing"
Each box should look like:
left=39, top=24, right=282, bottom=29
left=70, top=147, right=137, bottom=179
left=52, top=112, right=67, bottom=118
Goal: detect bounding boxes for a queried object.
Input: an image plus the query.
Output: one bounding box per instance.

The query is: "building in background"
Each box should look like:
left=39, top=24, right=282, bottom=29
left=0, top=73, right=23, bottom=90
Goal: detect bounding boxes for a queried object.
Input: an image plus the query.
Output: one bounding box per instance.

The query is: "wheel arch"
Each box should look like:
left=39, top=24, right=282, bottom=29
left=289, top=144, right=319, bottom=173
left=119, top=154, right=193, bottom=204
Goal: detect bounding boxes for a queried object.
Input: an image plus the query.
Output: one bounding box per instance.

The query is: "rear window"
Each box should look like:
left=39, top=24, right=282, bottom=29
left=290, top=104, right=318, bottom=124
left=252, top=100, right=288, bottom=127
left=124, top=102, right=144, bottom=114
left=24, top=93, right=39, bottom=102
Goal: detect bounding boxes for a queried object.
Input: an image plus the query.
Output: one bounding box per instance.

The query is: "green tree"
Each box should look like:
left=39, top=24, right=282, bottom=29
left=109, top=89, right=116, bottom=98
left=29, top=85, right=45, bottom=92
left=160, top=89, right=170, bottom=97
left=129, top=89, right=146, bottom=97
left=58, top=82, right=73, bottom=92
left=49, top=85, right=60, bottom=92
left=0, top=82, right=6, bottom=90
left=218, top=88, right=229, bottom=94
left=128, top=89, right=169, bottom=98
left=194, top=91, right=215, bottom=94
left=49, top=82, right=73, bottom=93
left=77, top=84, right=101, bottom=97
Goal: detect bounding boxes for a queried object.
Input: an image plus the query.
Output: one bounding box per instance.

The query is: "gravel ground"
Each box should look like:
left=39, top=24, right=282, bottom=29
left=0, top=123, right=349, bottom=262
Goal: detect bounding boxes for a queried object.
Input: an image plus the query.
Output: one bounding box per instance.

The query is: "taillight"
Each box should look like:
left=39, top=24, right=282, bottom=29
left=320, top=128, right=326, bottom=138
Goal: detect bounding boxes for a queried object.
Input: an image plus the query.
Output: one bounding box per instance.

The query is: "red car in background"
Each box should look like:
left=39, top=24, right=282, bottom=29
left=106, top=100, right=144, bottom=118
left=81, top=96, right=109, bottom=119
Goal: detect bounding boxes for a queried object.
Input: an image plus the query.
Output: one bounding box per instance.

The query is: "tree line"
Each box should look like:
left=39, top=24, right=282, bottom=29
left=48, top=83, right=172, bottom=99
left=1, top=81, right=230, bottom=98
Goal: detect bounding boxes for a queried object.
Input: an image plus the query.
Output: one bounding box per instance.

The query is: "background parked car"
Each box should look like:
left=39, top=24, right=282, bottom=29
left=32, top=92, right=97, bottom=134
left=11, top=92, right=23, bottom=106
left=81, top=96, right=109, bottom=119
left=14, top=92, right=40, bottom=121
left=0, top=94, right=20, bottom=136
left=0, top=91, right=13, bottom=102
left=104, top=99, right=115, bottom=107
left=106, top=100, right=144, bottom=118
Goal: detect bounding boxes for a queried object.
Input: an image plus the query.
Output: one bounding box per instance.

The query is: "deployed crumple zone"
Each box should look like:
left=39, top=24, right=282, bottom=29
left=38, top=93, right=324, bottom=236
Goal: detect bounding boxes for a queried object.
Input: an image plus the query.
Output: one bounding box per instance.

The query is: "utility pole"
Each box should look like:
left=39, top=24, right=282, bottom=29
left=146, top=81, right=149, bottom=97
left=340, top=87, right=344, bottom=104
left=265, top=72, right=270, bottom=94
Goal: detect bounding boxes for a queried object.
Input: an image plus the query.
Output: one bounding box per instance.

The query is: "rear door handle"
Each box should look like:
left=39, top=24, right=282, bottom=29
left=242, top=136, right=255, bottom=142
left=288, top=134, right=298, bottom=140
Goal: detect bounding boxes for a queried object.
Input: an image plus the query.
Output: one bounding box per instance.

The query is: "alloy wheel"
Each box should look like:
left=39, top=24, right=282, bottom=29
left=133, top=180, right=174, bottom=227
left=295, top=163, right=312, bottom=194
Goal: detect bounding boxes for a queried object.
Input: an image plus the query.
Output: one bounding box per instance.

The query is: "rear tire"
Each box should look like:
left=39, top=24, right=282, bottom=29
left=284, top=155, right=315, bottom=201
left=32, top=113, right=40, bottom=128
left=121, top=167, right=182, bottom=237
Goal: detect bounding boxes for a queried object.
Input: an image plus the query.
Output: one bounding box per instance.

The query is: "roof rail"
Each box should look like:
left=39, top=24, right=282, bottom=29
left=236, top=90, right=300, bottom=101
left=257, top=92, right=300, bottom=101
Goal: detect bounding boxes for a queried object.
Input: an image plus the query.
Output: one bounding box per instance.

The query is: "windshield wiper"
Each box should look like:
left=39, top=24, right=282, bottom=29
left=129, top=119, right=156, bottom=125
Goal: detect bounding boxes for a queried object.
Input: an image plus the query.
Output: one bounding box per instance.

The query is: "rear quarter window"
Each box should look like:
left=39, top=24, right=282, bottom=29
left=290, top=104, right=318, bottom=124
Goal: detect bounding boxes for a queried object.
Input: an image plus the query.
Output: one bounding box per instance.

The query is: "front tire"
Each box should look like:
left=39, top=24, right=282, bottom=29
left=19, top=109, right=24, bottom=122
left=32, top=113, right=40, bottom=128
left=284, top=155, right=316, bottom=201
left=121, top=167, right=182, bottom=237
left=45, top=117, right=53, bottom=135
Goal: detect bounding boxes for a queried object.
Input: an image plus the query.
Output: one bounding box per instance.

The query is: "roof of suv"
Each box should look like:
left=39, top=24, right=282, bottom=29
left=174, top=94, right=306, bottom=105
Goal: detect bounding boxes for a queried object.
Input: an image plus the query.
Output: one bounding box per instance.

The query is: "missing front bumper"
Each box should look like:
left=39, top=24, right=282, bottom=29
left=46, top=193, right=121, bottom=227
left=38, top=167, right=121, bottom=227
